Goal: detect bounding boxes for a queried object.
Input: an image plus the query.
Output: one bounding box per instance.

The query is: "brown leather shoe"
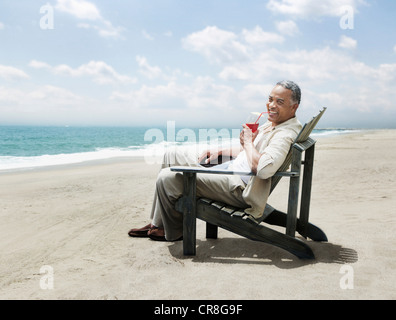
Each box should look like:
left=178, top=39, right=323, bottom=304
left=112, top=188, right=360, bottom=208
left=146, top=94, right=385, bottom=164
left=148, top=228, right=183, bottom=242
left=148, top=227, right=166, bottom=241
left=128, top=223, right=152, bottom=237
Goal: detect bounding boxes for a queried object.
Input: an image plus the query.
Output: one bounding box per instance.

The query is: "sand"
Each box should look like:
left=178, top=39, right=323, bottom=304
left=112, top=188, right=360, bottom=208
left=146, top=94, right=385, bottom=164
left=0, top=130, right=395, bottom=300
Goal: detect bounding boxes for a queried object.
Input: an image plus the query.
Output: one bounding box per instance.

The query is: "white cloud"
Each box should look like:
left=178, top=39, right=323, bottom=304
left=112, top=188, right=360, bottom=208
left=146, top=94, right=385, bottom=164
left=184, top=26, right=392, bottom=85
left=220, top=47, right=343, bottom=82
left=110, top=76, right=239, bottom=112
left=237, top=84, right=274, bottom=110
left=183, top=25, right=396, bottom=124
left=56, top=0, right=124, bottom=39
left=110, top=82, right=190, bottom=113
left=0, top=87, right=24, bottom=104
left=27, top=85, right=82, bottom=104
left=28, top=60, right=136, bottom=85
left=182, top=26, right=284, bottom=64
left=183, top=26, right=249, bottom=64
left=267, top=0, right=366, bottom=19
left=187, top=76, right=238, bottom=110
left=55, top=0, right=101, bottom=20
left=276, top=20, right=300, bottom=36
left=107, top=24, right=396, bottom=127
left=0, top=85, right=83, bottom=107
left=110, top=79, right=239, bottom=126
left=0, top=65, right=29, bottom=80
left=142, top=30, right=155, bottom=41
left=136, top=56, right=163, bottom=79
left=0, top=22, right=4, bottom=30
left=339, top=35, right=357, bottom=49
left=109, top=76, right=287, bottom=126
left=393, top=45, right=396, bottom=54
left=220, top=45, right=396, bottom=85
left=242, top=26, right=284, bottom=45
left=0, top=84, right=95, bottom=125
left=376, top=63, right=396, bottom=82
left=77, top=20, right=124, bottom=39
left=28, top=60, right=51, bottom=69
left=56, top=61, right=135, bottom=84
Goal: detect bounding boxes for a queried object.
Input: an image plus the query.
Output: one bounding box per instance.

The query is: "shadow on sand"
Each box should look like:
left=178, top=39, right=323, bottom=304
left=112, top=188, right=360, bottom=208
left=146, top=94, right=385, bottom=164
left=167, top=237, right=358, bottom=269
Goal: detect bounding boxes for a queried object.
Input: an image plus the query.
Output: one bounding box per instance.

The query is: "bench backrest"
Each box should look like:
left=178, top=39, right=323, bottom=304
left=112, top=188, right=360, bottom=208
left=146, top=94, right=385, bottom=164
left=270, top=107, right=327, bottom=193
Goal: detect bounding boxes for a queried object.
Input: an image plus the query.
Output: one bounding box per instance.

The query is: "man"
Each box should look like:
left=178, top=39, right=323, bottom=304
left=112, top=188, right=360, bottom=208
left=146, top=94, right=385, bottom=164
left=128, top=80, right=302, bottom=241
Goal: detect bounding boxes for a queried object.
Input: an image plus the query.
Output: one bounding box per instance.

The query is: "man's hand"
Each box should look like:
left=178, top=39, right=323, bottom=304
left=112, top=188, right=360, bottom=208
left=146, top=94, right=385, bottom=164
left=198, top=143, right=244, bottom=166
left=198, top=149, right=221, bottom=165
left=240, top=124, right=259, bottom=148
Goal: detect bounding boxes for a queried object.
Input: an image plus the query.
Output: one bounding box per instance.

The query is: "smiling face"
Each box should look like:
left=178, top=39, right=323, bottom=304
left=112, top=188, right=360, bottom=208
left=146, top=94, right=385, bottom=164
left=266, top=85, right=299, bottom=126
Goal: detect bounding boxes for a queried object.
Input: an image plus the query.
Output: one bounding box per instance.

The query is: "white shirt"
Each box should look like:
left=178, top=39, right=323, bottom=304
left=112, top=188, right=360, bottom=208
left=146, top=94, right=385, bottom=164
left=229, top=151, right=251, bottom=184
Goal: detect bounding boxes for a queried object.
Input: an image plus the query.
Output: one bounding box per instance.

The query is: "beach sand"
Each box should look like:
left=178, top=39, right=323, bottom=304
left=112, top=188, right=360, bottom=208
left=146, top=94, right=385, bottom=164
left=0, top=130, right=395, bottom=300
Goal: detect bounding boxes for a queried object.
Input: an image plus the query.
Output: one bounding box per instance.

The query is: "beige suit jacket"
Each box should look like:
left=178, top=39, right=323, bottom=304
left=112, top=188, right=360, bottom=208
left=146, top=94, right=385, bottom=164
left=229, top=117, right=302, bottom=219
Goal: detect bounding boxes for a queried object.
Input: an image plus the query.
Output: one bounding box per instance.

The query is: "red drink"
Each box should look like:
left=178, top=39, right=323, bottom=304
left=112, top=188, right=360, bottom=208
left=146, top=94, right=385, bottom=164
left=246, top=123, right=259, bottom=133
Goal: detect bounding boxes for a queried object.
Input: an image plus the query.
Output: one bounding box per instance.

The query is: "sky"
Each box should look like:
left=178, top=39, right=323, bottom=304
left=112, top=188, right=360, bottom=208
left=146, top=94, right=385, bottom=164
left=0, top=0, right=396, bottom=128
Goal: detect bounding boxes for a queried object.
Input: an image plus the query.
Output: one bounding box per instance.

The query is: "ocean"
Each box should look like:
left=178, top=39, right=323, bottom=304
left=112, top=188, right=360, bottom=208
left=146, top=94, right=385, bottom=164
left=0, top=125, right=355, bottom=172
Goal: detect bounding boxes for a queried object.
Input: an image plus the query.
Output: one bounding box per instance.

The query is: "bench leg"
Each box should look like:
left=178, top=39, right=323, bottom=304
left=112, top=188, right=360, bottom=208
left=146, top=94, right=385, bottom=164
left=206, top=222, right=218, bottom=239
left=182, top=172, right=197, bottom=255
left=286, top=148, right=301, bottom=237
left=299, top=144, right=314, bottom=238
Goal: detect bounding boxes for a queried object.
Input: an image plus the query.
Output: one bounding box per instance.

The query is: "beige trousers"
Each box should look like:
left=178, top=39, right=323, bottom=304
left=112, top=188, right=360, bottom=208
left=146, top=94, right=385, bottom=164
left=150, top=146, right=247, bottom=241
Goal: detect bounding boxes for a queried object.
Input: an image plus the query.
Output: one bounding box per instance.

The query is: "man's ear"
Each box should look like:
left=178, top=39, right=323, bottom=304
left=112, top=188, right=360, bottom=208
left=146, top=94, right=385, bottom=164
left=292, top=103, right=299, bottom=113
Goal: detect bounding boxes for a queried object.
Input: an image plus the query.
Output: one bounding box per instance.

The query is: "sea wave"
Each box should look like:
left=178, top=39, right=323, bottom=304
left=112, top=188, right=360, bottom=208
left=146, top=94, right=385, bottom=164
left=0, top=139, right=238, bottom=172
left=0, top=149, right=137, bottom=171
left=311, top=129, right=359, bottom=137
left=0, top=129, right=354, bottom=172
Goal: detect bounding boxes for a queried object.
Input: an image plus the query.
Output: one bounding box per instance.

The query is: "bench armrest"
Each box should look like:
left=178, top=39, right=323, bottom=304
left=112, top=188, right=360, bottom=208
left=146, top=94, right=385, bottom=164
left=170, top=166, right=299, bottom=178
left=170, top=166, right=254, bottom=176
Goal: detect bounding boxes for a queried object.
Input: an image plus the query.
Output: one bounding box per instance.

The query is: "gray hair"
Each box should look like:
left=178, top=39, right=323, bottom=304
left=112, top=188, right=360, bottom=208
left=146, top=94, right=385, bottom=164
left=276, top=80, right=301, bottom=105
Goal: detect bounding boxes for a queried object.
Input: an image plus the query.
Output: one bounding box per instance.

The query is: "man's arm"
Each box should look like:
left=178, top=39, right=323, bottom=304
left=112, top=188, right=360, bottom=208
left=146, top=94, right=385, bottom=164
left=240, top=124, right=261, bottom=174
left=252, top=129, right=295, bottom=180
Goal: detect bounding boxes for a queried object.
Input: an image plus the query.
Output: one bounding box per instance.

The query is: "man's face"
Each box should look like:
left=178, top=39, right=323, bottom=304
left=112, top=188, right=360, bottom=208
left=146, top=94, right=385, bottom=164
left=266, top=85, right=299, bottom=126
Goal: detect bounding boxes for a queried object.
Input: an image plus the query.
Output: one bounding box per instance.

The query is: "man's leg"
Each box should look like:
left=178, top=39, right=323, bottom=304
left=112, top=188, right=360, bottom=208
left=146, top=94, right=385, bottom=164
left=155, top=167, right=247, bottom=241
left=150, top=146, right=201, bottom=226
left=129, top=146, right=200, bottom=238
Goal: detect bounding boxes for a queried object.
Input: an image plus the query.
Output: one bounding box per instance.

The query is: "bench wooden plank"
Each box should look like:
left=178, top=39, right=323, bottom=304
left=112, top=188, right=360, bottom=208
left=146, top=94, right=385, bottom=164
left=221, top=206, right=237, bottom=215
left=211, top=202, right=225, bottom=210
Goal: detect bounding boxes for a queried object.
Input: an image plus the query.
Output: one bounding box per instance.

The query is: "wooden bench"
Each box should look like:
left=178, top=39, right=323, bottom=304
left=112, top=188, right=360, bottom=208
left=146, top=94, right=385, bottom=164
left=171, top=108, right=327, bottom=259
